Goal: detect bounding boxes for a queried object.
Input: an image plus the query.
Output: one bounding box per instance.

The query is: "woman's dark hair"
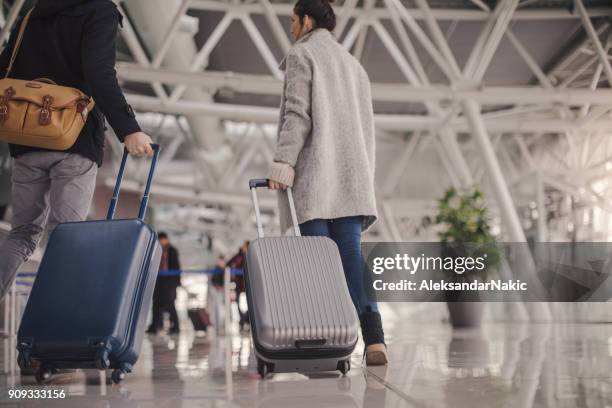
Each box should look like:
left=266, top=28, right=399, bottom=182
left=294, top=0, right=336, bottom=32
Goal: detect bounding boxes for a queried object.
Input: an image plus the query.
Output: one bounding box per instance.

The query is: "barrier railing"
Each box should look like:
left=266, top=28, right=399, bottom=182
left=157, top=268, right=243, bottom=277
left=1, top=268, right=244, bottom=340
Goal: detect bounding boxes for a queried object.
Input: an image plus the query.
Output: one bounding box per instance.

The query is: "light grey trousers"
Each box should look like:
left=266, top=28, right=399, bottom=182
left=0, top=152, right=97, bottom=298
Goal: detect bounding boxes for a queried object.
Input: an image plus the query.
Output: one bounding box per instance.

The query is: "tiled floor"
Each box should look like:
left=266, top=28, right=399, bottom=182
left=0, top=317, right=611, bottom=407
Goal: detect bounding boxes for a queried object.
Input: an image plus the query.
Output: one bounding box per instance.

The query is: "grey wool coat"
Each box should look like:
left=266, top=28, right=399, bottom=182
left=271, top=28, right=378, bottom=233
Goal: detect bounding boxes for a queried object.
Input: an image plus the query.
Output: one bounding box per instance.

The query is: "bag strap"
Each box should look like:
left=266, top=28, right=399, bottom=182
left=5, top=9, right=34, bottom=79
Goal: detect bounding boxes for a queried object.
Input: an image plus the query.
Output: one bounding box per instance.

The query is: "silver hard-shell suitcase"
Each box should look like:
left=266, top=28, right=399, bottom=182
left=245, top=179, right=359, bottom=378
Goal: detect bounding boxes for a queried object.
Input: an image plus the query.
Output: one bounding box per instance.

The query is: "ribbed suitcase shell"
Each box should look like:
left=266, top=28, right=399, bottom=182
left=17, top=218, right=161, bottom=372
left=245, top=235, right=359, bottom=372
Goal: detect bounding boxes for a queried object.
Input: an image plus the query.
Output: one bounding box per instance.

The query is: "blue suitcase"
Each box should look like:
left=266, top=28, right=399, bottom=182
left=17, top=145, right=161, bottom=384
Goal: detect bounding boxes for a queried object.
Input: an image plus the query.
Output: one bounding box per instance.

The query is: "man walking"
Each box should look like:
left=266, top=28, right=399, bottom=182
left=0, top=0, right=154, bottom=298
left=228, top=241, right=249, bottom=331
left=147, top=232, right=182, bottom=335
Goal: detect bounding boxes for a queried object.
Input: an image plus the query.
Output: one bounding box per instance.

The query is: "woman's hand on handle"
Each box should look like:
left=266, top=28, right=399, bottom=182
left=267, top=161, right=294, bottom=190
left=124, top=132, right=154, bottom=157
left=269, top=180, right=288, bottom=190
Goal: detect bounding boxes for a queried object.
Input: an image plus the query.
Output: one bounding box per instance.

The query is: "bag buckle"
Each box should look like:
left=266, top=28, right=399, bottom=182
left=76, top=98, right=89, bottom=122
left=0, top=87, right=15, bottom=123
left=39, top=95, right=53, bottom=125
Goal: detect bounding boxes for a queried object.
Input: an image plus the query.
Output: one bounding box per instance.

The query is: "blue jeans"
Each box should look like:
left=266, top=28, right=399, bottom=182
left=299, top=216, right=379, bottom=315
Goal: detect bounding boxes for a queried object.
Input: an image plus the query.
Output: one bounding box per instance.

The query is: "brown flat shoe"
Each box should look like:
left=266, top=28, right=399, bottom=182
left=365, top=344, right=389, bottom=366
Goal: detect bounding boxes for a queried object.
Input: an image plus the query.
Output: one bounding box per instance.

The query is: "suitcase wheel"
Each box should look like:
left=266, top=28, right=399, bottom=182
left=111, top=369, right=126, bottom=384
left=35, top=364, right=56, bottom=385
left=17, top=352, right=31, bottom=370
left=257, top=358, right=273, bottom=378
left=95, top=349, right=111, bottom=370
left=111, top=362, right=132, bottom=384
left=337, top=360, right=350, bottom=375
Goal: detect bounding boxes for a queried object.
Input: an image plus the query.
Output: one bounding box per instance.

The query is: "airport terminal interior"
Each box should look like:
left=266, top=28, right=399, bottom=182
left=1, top=0, right=612, bottom=406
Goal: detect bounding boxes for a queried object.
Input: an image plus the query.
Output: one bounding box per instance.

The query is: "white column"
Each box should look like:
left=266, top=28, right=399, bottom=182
left=463, top=99, right=525, bottom=241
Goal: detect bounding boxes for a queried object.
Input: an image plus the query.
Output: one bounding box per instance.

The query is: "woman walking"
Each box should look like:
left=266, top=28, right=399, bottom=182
left=267, top=0, right=387, bottom=365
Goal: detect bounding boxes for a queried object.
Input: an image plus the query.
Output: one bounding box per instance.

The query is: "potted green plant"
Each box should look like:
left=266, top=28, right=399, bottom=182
left=435, top=187, right=501, bottom=328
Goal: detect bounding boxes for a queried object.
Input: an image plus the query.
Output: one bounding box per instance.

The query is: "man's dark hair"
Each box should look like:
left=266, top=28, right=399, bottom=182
left=158, top=232, right=168, bottom=239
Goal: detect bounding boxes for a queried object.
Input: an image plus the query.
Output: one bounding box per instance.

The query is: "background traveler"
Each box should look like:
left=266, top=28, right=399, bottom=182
left=207, top=255, right=227, bottom=333
left=147, top=232, right=182, bottom=335
left=228, top=240, right=249, bottom=331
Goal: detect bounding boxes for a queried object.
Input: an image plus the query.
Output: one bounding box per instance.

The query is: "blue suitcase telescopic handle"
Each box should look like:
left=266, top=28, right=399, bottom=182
left=107, top=144, right=160, bottom=221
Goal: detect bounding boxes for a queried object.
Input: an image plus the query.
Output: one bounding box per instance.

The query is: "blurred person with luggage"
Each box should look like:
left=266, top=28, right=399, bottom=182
left=147, top=232, right=182, bottom=335
left=267, top=0, right=387, bottom=365
left=187, top=291, right=210, bottom=334
left=228, top=240, right=249, bottom=331
left=207, top=255, right=227, bottom=334
left=0, top=0, right=154, bottom=299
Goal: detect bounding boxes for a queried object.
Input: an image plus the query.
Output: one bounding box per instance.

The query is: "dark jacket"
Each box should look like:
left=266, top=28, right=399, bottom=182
left=228, top=249, right=246, bottom=269
left=0, top=0, right=141, bottom=166
left=159, top=245, right=181, bottom=288
left=210, top=266, right=224, bottom=287
left=228, top=249, right=246, bottom=291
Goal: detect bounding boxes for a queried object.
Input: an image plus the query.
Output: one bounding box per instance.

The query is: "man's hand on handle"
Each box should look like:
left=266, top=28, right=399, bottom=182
left=124, top=132, right=154, bottom=157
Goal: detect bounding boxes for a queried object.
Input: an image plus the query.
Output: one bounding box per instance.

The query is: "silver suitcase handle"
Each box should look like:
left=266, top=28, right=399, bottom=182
left=249, top=179, right=301, bottom=238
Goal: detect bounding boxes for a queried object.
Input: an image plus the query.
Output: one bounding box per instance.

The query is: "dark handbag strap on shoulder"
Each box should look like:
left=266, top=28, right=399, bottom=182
left=5, top=8, right=34, bottom=79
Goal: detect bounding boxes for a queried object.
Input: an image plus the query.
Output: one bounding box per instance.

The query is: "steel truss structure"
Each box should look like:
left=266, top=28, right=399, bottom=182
left=1, top=0, right=611, bottom=249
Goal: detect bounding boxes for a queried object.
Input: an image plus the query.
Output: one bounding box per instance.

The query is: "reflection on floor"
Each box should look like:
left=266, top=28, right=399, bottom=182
left=0, top=321, right=611, bottom=407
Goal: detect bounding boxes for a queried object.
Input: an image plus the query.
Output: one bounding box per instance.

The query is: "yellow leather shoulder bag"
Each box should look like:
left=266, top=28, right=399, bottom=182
left=0, top=9, right=95, bottom=150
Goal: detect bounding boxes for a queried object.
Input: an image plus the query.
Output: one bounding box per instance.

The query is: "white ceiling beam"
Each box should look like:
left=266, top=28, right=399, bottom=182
left=117, top=63, right=281, bottom=94
left=239, top=14, right=284, bottom=79
left=506, top=29, right=554, bottom=88
left=382, top=133, right=422, bottom=196
left=472, top=0, right=520, bottom=82
left=386, top=0, right=429, bottom=84
left=432, top=137, right=462, bottom=188
left=169, top=12, right=235, bottom=102
left=116, top=3, right=168, bottom=102
left=464, top=98, right=527, bottom=242
left=384, top=0, right=457, bottom=81
left=125, top=93, right=612, bottom=133
left=186, top=0, right=612, bottom=21
left=352, top=0, right=375, bottom=61
left=258, top=0, right=291, bottom=54
left=105, top=178, right=278, bottom=208
left=334, top=0, right=358, bottom=38
left=370, top=20, right=420, bottom=85
left=382, top=85, right=612, bottom=106
left=117, top=67, right=612, bottom=105
left=575, top=0, right=612, bottom=87
left=469, top=0, right=490, bottom=12
left=151, top=0, right=191, bottom=68
left=0, top=0, right=25, bottom=45
left=414, top=0, right=462, bottom=78
left=463, top=0, right=510, bottom=79
left=547, top=22, right=609, bottom=81
left=580, top=62, right=605, bottom=117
